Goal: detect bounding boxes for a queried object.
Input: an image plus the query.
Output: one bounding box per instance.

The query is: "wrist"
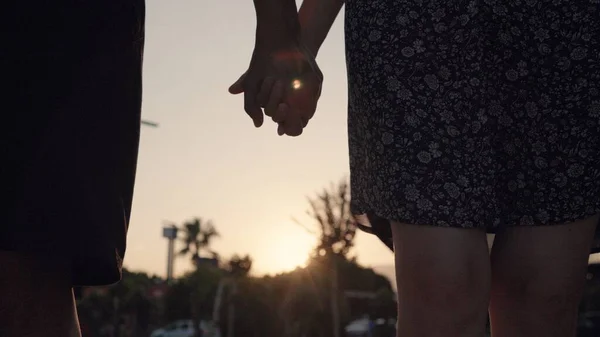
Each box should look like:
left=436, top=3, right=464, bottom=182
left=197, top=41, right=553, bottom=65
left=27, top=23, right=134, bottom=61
left=300, top=34, right=320, bottom=58
left=256, top=21, right=300, bottom=49
left=255, top=30, right=300, bottom=54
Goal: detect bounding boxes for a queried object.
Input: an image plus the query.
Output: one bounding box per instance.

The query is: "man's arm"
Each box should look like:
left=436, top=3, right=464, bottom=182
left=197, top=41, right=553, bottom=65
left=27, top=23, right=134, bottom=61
left=299, top=0, right=345, bottom=56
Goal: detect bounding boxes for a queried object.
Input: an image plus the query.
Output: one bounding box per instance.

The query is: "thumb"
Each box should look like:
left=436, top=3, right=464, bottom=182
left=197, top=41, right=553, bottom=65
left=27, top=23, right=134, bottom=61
left=228, top=73, right=246, bottom=94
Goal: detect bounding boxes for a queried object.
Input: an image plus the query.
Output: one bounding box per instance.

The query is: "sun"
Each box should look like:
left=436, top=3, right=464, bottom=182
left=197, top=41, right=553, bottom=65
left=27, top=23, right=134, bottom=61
left=261, top=230, right=315, bottom=274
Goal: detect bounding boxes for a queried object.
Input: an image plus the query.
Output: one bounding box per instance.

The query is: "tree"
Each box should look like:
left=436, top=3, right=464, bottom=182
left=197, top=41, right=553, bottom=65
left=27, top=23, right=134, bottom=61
left=228, top=254, right=252, bottom=278
left=368, top=287, right=396, bottom=320
left=304, top=179, right=357, bottom=259
left=178, top=217, right=221, bottom=337
left=224, top=255, right=253, bottom=337
left=163, top=280, right=193, bottom=322
left=221, top=256, right=394, bottom=337
left=226, top=276, right=282, bottom=337
left=77, top=269, right=161, bottom=337
left=179, top=217, right=220, bottom=266
left=184, top=266, right=223, bottom=327
left=295, top=179, right=358, bottom=337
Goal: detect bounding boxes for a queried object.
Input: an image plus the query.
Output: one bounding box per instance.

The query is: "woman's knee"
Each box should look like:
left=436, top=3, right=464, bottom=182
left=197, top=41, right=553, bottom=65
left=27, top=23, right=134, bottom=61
left=492, top=275, right=583, bottom=319
left=405, top=263, right=489, bottom=312
left=490, top=219, right=596, bottom=320
left=396, top=259, right=490, bottom=337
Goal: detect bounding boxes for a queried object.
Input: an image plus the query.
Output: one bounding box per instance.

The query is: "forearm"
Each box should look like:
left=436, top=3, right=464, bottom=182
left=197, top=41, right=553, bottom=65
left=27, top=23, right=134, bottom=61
left=299, top=0, right=345, bottom=56
left=254, top=0, right=301, bottom=49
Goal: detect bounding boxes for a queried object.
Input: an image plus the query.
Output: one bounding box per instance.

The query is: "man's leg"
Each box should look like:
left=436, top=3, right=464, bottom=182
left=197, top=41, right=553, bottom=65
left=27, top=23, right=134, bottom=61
left=0, top=251, right=81, bottom=337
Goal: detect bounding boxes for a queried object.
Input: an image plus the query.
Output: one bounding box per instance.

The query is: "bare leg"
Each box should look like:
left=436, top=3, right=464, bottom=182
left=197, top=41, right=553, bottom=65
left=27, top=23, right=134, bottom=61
left=489, top=215, right=599, bottom=337
left=391, top=222, right=491, bottom=337
left=0, top=251, right=81, bottom=337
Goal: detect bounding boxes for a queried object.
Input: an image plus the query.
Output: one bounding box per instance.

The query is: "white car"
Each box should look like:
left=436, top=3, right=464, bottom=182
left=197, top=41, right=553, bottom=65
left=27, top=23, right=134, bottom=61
left=150, top=319, right=219, bottom=337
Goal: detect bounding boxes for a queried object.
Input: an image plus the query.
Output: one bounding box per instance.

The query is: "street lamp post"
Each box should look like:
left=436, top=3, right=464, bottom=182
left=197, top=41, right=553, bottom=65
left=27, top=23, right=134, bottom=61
left=142, top=120, right=159, bottom=128
left=162, top=225, right=178, bottom=283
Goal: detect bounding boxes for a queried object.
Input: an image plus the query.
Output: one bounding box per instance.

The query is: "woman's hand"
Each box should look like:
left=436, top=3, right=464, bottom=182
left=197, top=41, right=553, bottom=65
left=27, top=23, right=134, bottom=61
left=229, top=43, right=323, bottom=137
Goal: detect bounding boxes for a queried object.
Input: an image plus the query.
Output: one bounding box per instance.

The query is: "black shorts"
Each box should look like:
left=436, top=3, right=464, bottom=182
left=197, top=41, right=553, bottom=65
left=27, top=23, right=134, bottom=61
left=1, top=1, right=145, bottom=286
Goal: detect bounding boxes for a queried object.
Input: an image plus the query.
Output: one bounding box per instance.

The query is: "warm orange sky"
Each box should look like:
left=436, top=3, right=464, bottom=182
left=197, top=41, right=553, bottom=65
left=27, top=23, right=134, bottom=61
left=125, top=0, right=393, bottom=278
left=126, top=0, right=600, bottom=278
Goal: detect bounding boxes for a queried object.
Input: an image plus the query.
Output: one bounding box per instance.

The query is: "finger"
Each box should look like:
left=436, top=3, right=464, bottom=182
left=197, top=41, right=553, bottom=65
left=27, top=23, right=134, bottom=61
left=284, top=121, right=303, bottom=137
left=289, top=75, right=319, bottom=113
left=287, top=77, right=319, bottom=127
left=272, top=103, right=288, bottom=124
left=244, top=89, right=263, bottom=128
left=280, top=80, right=312, bottom=131
left=282, top=114, right=304, bottom=137
left=277, top=123, right=285, bottom=136
left=265, top=81, right=285, bottom=118
left=256, top=77, right=275, bottom=109
left=228, top=73, right=246, bottom=94
left=300, top=116, right=309, bottom=128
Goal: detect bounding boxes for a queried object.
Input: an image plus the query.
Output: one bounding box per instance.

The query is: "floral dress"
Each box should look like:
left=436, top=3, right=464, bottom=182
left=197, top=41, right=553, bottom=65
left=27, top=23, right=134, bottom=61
left=345, top=0, right=600, bottom=245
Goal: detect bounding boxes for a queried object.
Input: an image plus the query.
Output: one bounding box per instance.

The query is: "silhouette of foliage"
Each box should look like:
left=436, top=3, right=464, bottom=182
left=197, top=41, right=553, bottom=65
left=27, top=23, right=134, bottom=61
left=179, top=217, right=220, bottom=266
left=304, top=179, right=357, bottom=259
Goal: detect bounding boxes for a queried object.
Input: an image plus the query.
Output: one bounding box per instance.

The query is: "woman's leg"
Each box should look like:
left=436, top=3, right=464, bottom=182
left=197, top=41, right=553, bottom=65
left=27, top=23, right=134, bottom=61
left=489, top=215, right=599, bottom=337
left=391, top=222, right=491, bottom=337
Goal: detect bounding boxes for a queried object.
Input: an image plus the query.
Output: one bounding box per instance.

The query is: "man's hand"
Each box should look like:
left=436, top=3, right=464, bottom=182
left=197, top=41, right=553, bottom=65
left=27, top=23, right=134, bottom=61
left=229, top=43, right=322, bottom=136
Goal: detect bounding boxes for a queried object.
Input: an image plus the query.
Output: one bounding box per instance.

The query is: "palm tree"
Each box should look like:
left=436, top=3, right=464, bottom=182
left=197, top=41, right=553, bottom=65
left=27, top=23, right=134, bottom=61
left=179, top=218, right=220, bottom=267
left=178, top=218, right=221, bottom=337
left=225, top=255, right=253, bottom=337
left=228, top=255, right=252, bottom=278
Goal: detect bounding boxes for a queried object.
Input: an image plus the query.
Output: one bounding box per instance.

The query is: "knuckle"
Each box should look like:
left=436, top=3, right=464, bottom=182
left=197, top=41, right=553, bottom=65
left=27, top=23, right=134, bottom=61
left=267, top=106, right=279, bottom=118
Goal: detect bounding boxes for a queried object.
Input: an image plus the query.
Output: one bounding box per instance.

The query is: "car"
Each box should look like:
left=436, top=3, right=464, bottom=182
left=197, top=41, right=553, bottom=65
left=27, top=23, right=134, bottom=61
left=578, top=311, right=600, bottom=337
left=150, top=319, right=219, bottom=337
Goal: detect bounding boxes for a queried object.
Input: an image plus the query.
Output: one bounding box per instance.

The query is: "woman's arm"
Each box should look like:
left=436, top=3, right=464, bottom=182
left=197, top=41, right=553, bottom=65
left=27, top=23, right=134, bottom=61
left=298, top=0, right=345, bottom=57
left=253, top=0, right=301, bottom=50
left=252, top=0, right=343, bottom=55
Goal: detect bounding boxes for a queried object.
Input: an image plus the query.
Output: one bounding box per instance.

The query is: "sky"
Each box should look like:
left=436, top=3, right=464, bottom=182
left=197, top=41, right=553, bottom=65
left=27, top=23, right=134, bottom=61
left=125, top=0, right=394, bottom=278
left=126, top=0, right=600, bottom=279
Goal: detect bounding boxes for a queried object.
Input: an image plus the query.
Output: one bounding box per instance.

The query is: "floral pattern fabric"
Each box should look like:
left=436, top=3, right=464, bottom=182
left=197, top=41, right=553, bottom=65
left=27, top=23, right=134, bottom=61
left=346, top=0, right=600, bottom=233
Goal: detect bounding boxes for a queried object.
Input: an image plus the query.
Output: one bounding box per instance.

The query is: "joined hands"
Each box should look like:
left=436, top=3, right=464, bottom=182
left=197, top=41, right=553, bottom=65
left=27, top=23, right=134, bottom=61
left=229, top=41, right=323, bottom=137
